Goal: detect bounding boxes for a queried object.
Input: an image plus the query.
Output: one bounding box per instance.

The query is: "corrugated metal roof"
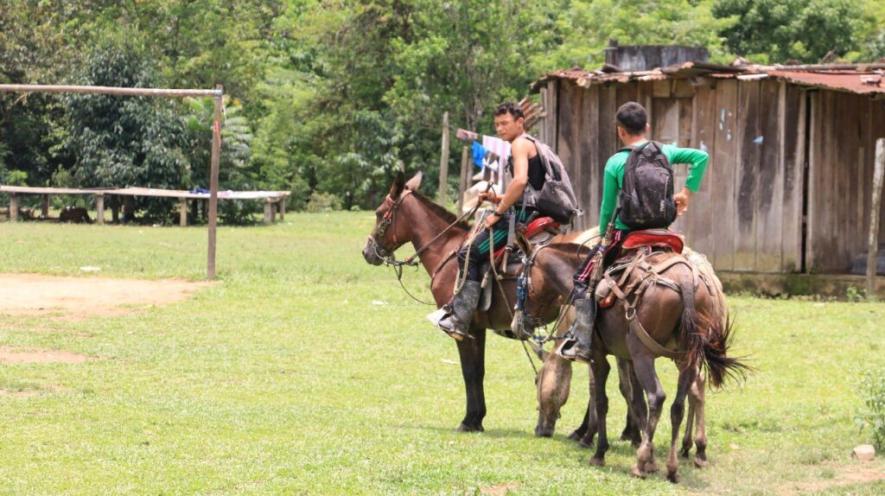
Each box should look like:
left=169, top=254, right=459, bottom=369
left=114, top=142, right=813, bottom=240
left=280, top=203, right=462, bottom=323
left=532, top=62, right=885, bottom=95
left=768, top=70, right=884, bottom=94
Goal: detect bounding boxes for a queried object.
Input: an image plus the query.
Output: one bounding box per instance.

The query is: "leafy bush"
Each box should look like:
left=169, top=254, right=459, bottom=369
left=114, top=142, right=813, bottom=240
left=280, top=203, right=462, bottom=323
left=856, top=368, right=885, bottom=450
left=305, top=192, right=341, bottom=213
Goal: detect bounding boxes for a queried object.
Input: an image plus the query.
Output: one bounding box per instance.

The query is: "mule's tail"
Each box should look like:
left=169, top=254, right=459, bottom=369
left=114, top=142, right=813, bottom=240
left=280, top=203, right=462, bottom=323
left=680, top=280, right=749, bottom=389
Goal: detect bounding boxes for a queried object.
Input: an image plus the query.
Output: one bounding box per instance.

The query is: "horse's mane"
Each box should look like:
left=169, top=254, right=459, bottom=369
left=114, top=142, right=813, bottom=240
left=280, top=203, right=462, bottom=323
left=412, top=192, right=469, bottom=229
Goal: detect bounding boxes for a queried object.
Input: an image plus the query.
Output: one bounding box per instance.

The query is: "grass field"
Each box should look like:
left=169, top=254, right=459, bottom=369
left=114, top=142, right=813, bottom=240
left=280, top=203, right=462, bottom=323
left=0, top=213, right=883, bottom=495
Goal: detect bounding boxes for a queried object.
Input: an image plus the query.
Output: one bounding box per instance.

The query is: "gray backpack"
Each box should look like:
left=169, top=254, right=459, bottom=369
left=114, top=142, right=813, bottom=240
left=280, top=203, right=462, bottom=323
left=518, top=135, right=581, bottom=224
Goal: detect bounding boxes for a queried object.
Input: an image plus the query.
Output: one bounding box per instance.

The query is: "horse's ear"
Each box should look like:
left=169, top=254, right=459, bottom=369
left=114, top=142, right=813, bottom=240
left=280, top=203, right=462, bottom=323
left=404, top=171, right=423, bottom=192
left=389, top=171, right=405, bottom=198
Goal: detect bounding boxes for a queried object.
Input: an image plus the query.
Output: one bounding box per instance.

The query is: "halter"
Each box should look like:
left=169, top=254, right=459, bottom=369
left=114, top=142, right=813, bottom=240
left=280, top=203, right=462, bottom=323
left=368, top=188, right=482, bottom=305
left=368, top=190, right=413, bottom=262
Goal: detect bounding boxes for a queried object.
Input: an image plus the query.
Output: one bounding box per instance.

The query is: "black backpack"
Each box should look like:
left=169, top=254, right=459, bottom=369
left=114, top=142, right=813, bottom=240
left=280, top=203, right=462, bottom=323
left=618, top=141, right=676, bottom=230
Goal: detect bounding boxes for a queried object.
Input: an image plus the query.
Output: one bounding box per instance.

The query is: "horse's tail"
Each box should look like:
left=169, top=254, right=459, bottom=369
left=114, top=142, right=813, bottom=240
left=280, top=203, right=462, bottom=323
left=680, top=279, right=749, bottom=389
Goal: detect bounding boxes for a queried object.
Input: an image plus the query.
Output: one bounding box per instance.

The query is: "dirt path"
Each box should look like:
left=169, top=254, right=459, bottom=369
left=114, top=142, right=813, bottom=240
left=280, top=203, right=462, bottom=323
left=0, top=273, right=213, bottom=320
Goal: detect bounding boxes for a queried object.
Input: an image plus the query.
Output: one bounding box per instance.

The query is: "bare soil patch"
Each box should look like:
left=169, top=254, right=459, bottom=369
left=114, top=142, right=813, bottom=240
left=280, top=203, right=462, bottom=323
left=0, top=389, right=40, bottom=398
left=0, top=273, right=213, bottom=320
left=0, top=346, right=90, bottom=364
left=777, top=461, right=885, bottom=495
left=480, top=483, right=519, bottom=496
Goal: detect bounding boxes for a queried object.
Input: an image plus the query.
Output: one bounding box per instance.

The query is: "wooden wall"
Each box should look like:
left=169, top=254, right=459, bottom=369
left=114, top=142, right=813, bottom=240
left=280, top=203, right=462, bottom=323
left=547, top=77, right=829, bottom=274
left=807, top=92, right=885, bottom=273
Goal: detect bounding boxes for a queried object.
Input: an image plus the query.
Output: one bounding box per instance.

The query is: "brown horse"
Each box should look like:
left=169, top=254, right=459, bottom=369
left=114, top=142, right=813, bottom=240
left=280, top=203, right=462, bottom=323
left=523, top=239, right=745, bottom=482
left=362, top=172, right=571, bottom=432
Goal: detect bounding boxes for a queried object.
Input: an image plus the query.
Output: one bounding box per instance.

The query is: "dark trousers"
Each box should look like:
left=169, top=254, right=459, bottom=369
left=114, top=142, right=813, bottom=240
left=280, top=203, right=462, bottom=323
left=457, top=212, right=513, bottom=282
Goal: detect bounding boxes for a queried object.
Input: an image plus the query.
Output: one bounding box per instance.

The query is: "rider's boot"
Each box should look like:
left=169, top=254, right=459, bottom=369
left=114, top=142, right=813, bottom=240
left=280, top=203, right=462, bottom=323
left=556, top=291, right=597, bottom=364
left=437, top=280, right=482, bottom=341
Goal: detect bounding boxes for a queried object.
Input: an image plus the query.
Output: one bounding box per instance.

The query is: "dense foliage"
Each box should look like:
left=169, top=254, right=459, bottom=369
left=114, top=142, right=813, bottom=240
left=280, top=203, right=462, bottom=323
left=1, top=0, right=882, bottom=221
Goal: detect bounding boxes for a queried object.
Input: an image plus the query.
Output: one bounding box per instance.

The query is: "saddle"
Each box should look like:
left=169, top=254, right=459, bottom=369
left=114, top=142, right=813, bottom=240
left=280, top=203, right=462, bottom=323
left=479, top=216, right=562, bottom=320
left=621, top=228, right=684, bottom=254
left=492, top=216, right=561, bottom=267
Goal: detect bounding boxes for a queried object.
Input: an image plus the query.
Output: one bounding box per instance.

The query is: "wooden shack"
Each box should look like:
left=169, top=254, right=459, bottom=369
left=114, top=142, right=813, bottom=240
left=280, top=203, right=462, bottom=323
left=532, top=47, right=885, bottom=282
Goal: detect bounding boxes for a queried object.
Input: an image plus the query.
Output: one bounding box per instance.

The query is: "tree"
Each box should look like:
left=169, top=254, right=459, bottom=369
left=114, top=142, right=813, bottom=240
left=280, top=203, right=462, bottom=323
left=713, top=0, right=865, bottom=63
left=63, top=36, right=190, bottom=220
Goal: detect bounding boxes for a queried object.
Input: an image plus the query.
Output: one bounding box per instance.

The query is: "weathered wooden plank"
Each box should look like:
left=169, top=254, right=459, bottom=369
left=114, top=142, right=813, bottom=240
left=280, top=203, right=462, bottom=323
left=874, top=100, right=885, bottom=248
left=869, top=138, right=885, bottom=298
left=548, top=81, right=559, bottom=152
left=538, top=88, right=548, bottom=144
left=598, top=85, right=618, bottom=201
left=583, top=85, right=600, bottom=228
left=754, top=79, right=784, bottom=272
left=780, top=84, right=805, bottom=273
left=710, top=79, right=739, bottom=271
left=557, top=82, right=581, bottom=226
left=686, top=85, right=717, bottom=259
left=806, top=92, right=821, bottom=271
left=733, top=81, right=760, bottom=271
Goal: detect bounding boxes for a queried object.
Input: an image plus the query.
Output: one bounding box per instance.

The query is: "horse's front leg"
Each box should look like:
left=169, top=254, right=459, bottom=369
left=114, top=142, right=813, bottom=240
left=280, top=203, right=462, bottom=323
left=588, top=352, right=611, bottom=466
left=456, top=326, right=487, bottom=432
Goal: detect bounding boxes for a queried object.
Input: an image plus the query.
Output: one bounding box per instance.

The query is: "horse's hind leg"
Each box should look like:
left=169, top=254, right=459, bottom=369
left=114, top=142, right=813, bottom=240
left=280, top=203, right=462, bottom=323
left=630, top=350, right=666, bottom=478
left=690, top=374, right=708, bottom=467
left=681, top=366, right=700, bottom=458
left=617, top=358, right=642, bottom=447
left=666, top=364, right=696, bottom=483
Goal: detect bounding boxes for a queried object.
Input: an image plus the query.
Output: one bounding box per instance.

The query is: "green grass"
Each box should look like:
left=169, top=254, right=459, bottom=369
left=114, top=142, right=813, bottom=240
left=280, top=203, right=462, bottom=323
left=0, top=213, right=882, bottom=495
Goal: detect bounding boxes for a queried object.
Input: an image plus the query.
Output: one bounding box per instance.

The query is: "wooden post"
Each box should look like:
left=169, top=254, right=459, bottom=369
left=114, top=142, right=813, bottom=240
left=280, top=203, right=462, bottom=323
left=207, top=85, right=223, bottom=279
left=279, top=197, right=286, bottom=221
left=179, top=198, right=188, bottom=227
left=41, top=194, right=49, bottom=219
left=9, top=193, right=17, bottom=222
left=264, top=199, right=274, bottom=224
left=95, top=194, right=104, bottom=225
left=867, top=138, right=885, bottom=300
left=457, top=145, right=470, bottom=213
left=437, top=111, right=450, bottom=205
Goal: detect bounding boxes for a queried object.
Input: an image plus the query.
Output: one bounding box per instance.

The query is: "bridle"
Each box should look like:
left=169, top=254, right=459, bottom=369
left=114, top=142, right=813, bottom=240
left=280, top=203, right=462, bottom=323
left=368, top=190, right=414, bottom=264
left=368, top=188, right=480, bottom=305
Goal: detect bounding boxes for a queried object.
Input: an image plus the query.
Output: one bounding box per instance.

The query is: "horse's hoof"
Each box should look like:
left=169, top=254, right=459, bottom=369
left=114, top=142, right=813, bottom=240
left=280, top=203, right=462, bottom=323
left=535, top=427, right=553, bottom=438
left=630, top=465, right=646, bottom=478
left=589, top=457, right=605, bottom=467
left=667, top=470, right=679, bottom=484
left=578, top=436, right=595, bottom=449
left=567, top=429, right=583, bottom=441
left=679, top=447, right=691, bottom=459
left=457, top=422, right=484, bottom=433
left=644, top=461, right=659, bottom=473
left=693, top=456, right=708, bottom=469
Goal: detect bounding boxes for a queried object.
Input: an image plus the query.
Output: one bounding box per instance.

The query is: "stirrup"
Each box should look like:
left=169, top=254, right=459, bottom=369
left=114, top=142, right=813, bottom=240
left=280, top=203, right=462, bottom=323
left=555, top=335, right=593, bottom=364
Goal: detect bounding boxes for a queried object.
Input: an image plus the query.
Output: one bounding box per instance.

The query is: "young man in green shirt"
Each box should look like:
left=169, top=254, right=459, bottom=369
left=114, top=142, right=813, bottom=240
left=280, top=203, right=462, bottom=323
left=558, top=101, right=709, bottom=363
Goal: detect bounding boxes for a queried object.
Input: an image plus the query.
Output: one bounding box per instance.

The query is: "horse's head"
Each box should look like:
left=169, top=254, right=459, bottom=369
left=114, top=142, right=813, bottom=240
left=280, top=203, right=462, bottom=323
left=362, top=171, right=423, bottom=265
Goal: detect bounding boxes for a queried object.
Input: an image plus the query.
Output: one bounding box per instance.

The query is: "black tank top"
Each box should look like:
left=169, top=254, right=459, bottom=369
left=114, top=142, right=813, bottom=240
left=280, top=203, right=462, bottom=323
left=507, top=151, right=546, bottom=191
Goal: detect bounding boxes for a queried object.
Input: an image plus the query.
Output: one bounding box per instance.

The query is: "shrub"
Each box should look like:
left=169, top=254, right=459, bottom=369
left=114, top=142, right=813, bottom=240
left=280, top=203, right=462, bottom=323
left=856, top=368, right=885, bottom=450
left=305, top=192, right=342, bottom=213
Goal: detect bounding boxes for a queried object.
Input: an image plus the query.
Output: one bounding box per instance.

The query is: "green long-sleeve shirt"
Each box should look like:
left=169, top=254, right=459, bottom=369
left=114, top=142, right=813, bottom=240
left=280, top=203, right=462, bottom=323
left=599, top=141, right=709, bottom=234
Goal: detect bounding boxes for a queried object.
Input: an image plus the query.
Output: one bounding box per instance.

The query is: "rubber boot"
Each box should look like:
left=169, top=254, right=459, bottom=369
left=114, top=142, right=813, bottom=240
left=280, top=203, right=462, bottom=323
left=437, top=280, right=482, bottom=341
left=556, top=296, right=596, bottom=363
